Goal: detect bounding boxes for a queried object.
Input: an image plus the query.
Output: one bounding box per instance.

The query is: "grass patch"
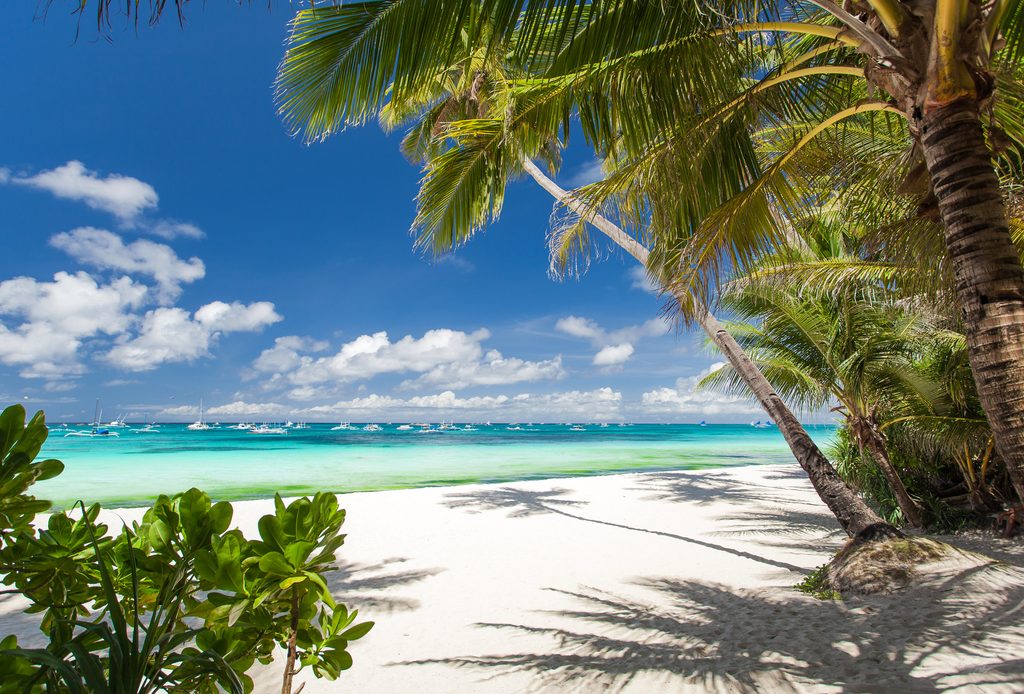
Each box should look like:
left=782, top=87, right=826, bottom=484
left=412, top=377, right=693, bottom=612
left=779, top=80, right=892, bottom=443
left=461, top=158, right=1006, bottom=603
left=795, top=563, right=841, bottom=600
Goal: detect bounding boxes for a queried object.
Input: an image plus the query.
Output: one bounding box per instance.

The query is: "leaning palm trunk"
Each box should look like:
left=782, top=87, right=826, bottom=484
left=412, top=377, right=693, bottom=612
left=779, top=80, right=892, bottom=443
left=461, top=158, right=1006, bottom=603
left=522, top=158, right=893, bottom=538
left=919, top=101, right=1024, bottom=505
left=849, top=416, right=925, bottom=527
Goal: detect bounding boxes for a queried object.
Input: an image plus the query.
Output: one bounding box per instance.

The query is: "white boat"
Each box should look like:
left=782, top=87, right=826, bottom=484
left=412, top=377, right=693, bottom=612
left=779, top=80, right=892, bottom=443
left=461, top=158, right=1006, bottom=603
left=396, top=424, right=414, bottom=431
left=331, top=422, right=356, bottom=431
left=106, top=413, right=129, bottom=428
left=699, top=420, right=707, bottom=427
left=363, top=423, right=383, bottom=432
left=293, top=421, right=309, bottom=430
left=570, top=425, right=585, bottom=431
left=249, top=425, right=287, bottom=435
left=187, top=400, right=212, bottom=431
left=231, top=422, right=254, bottom=430
left=506, top=425, right=523, bottom=431
left=462, top=424, right=478, bottom=431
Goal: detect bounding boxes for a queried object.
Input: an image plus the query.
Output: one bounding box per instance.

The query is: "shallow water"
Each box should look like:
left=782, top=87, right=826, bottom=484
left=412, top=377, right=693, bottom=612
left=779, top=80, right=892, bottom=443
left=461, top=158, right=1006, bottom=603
left=37, top=423, right=837, bottom=507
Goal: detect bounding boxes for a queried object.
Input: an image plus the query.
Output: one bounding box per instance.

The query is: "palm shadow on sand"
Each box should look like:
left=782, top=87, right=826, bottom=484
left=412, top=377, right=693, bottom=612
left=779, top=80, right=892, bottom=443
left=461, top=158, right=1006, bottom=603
left=396, top=567, right=1024, bottom=692
left=443, top=485, right=810, bottom=574
left=328, top=556, right=444, bottom=614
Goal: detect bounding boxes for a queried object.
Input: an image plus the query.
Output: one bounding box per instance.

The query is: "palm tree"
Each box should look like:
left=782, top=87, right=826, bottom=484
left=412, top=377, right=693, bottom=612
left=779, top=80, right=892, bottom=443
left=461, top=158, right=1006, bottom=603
left=703, top=268, right=929, bottom=526
left=273, top=3, right=895, bottom=538
left=470, top=0, right=1024, bottom=503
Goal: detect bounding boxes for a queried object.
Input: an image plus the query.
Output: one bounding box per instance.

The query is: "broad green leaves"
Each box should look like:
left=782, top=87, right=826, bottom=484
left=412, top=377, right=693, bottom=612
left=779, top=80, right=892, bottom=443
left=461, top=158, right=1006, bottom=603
left=0, top=404, right=372, bottom=693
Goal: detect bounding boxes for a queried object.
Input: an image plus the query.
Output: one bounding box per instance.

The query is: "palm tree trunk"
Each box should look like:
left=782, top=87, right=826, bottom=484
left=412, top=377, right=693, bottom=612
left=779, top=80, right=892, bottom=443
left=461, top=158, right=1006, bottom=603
left=521, top=158, right=895, bottom=538
left=850, top=417, right=925, bottom=527
left=919, top=100, right=1024, bottom=504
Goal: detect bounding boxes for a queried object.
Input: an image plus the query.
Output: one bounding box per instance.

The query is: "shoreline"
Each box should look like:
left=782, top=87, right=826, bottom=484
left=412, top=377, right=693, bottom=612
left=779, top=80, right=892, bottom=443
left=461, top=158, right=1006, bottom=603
left=6, top=463, right=1023, bottom=691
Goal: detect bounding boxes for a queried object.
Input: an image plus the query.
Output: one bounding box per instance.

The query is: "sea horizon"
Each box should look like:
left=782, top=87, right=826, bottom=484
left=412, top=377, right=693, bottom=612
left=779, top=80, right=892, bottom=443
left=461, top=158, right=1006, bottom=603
left=38, top=422, right=837, bottom=509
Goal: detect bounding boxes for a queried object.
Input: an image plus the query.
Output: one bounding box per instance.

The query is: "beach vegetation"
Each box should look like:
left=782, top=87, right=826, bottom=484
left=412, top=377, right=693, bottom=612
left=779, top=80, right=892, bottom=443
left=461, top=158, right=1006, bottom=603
left=0, top=404, right=371, bottom=694
left=794, top=563, right=841, bottom=601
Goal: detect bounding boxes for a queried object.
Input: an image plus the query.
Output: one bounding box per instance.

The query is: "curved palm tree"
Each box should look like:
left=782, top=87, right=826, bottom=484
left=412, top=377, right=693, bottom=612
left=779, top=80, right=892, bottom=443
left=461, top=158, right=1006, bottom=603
left=274, top=2, right=893, bottom=538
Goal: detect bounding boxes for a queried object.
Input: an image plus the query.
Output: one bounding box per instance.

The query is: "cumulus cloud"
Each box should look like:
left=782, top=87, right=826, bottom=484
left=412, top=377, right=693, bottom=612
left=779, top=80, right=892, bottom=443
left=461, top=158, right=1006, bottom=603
left=556, top=315, right=669, bottom=367
left=50, top=228, right=205, bottom=303
left=6, top=161, right=158, bottom=222
left=640, top=362, right=762, bottom=417
left=253, top=328, right=565, bottom=391
left=4, top=161, right=204, bottom=238
left=593, top=343, right=634, bottom=366
left=106, top=301, right=281, bottom=371
left=0, top=272, right=148, bottom=377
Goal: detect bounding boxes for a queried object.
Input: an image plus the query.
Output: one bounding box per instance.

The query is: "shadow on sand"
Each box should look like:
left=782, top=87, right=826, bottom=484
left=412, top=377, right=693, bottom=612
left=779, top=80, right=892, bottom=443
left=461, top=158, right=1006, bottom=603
left=443, top=485, right=809, bottom=574
left=328, top=556, right=444, bottom=614
left=397, top=567, right=1024, bottom=692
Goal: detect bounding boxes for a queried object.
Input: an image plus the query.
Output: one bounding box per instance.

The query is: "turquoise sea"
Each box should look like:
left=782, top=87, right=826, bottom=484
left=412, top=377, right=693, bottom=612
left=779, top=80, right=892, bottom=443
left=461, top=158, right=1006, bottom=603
left=37, top=423, right=838, bottom=508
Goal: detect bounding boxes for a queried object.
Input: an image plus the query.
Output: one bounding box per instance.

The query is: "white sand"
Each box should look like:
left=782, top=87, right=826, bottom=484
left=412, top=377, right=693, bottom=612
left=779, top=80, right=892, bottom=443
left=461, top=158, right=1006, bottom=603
left=3, top=463, right=1023, bottom=692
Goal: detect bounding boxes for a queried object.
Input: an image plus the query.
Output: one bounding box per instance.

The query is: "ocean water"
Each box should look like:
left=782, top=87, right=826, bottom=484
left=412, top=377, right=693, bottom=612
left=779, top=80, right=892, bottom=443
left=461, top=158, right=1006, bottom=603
left=36, top=423, right=838, bottom=508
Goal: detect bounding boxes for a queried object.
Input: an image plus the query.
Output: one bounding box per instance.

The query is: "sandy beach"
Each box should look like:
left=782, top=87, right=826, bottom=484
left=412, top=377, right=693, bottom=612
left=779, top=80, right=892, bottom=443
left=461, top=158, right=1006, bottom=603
left=4, top=463, right=1023, bottom=692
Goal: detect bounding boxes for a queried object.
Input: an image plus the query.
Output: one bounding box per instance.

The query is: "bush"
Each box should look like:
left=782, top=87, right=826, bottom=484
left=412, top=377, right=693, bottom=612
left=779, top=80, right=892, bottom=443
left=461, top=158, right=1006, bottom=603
left=0, top=404, right=371, bottom=693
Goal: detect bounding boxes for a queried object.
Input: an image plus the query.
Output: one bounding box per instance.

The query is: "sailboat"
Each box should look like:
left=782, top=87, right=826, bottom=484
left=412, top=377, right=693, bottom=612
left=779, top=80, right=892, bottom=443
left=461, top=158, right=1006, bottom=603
left=64, top=400, right=119, bottom=438
left=187, top=399, right=212, bottom=431
left=133, top=414, right=159, bottom=433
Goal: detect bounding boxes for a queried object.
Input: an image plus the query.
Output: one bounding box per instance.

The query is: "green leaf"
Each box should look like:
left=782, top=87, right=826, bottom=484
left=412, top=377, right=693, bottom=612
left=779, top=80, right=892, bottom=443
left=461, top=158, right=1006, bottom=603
left=279, top=575, right=308, bottom=590
left=339, top=621, right=374, bottom=641
left=257, top=551, right=294, bottom=576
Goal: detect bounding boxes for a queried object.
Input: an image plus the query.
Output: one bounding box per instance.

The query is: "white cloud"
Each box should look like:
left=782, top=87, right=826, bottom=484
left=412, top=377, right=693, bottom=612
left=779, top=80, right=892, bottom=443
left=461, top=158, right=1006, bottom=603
left=566, top=159, right=605, bottom=187
left=640, top=362, right=762, bottom=417
left=7, top=161, right=158, bottom=222
left=593, top=343, right=634, bottom=366
left=197, top=386, right=623, bottom=421
left=106, top=301, right=281, bottom=371
left=556, top=315, right=669, bottom=367
left=148, top=220, right=205, bottom=240
left=629, top=266, right=659, bottom=294
left=253, top=328, right=564, bottom=391
left=0, top=271, right=148, bottom=378
left=555, top=315, right=604, bottom=341
left=401, top=351, right=565, bottom=390
left=252, top=336, right=330, bottom=374
left=50, top=228, right=205, bottom=303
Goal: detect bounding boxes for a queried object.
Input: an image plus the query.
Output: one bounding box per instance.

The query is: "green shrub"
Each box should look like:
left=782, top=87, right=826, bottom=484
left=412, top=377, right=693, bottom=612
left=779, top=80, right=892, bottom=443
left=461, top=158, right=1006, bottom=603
left=0, top=404, right=372, bottom=693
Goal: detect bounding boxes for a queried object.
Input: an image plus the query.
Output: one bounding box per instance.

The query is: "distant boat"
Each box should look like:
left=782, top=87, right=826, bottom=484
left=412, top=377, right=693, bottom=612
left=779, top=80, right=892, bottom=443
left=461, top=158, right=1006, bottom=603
left=396, top=424, right=414, bottom=431
left=750, top=420, right=770, bottom=428
left=506, top=425, right=523, bottom=431
left=331, top=422, right=355, bottom=430
left=187, top=399, right=212, bottom=431
left=106, top=413, right=129, bottom=428
left=250, top=426, right=287, bottom=435
left=65, top=399, right=119, bottom=438
left=569, top=425, right=585, bottom=432
left=699, top=420, right=707, bottom=427
left=231, top=422, right=254, bottom=430
left=133, top=415, right=159, bottom=433
left=462, top=424, right=478, bottom=431
left=363, top=423, right=382, bottom=432
left=293, top=421, right=309, bottom=430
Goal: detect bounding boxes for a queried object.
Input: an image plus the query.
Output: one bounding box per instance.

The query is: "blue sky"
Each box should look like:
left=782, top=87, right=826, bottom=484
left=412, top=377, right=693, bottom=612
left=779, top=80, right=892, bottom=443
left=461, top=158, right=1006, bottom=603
left=0, top=3, right=770, bottom=423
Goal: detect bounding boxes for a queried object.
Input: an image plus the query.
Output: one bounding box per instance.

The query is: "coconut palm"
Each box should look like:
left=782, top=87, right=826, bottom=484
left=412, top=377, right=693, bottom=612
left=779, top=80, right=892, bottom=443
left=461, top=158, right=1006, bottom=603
left=274, top=2, right=894, bottom=538
left=475, top=0, right=1024, bottom=502
left=700, top=218, right=930, bottom=526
